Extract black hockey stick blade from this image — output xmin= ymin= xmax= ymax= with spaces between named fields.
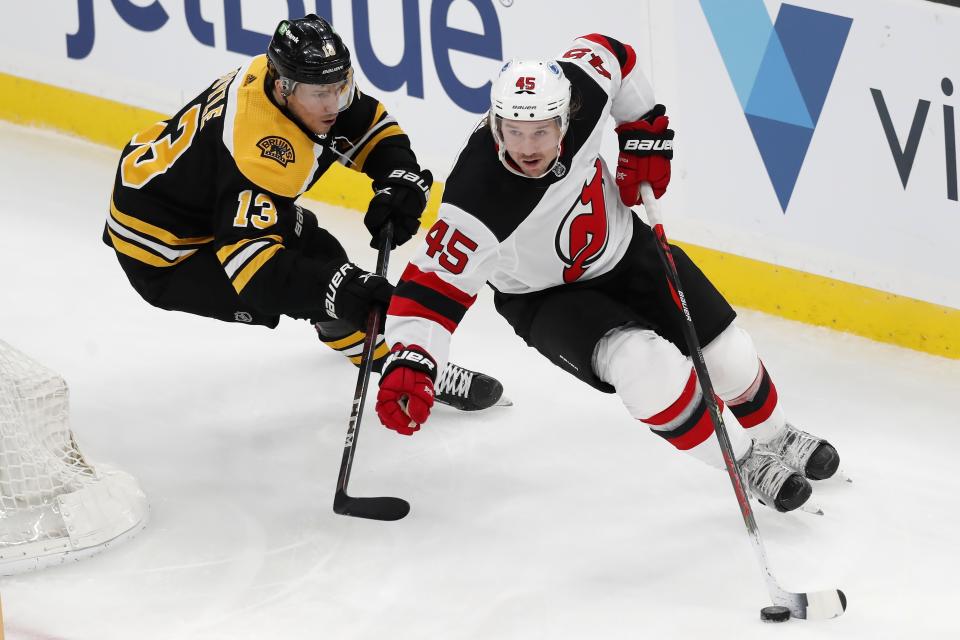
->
xmin=333 ymin=490 xmax=410 ymax=521
xmin=775 ymin=587 xmax=847 ymax=620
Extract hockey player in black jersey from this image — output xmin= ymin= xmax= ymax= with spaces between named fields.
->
xmin=103 ymin=14 xmax=503 ymax=412
xmin=375 ymin=34 xmax=841 ymax=512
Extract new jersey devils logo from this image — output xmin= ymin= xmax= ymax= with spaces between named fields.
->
xmin=556 ymin=159 xmax=608 ymax=283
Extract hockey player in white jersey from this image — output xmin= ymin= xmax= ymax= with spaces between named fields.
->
xmin=374 ymin=34 xmax=840 ymax=513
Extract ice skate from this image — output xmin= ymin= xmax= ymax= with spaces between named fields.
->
xmin=315 ymin=324 xmax=509 ymax=412
xmin=740 ymin=446 xmax=813 ymax=513
xmin=765 ymin=423 xmax=840 ymax=481
xmin=434 ymin=361 xmax=511 ymax=411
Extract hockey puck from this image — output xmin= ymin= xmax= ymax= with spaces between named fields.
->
xmin=760 ymin=605 xmax=791 ymax=623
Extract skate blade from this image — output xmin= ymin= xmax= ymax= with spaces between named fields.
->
xmin=495 ymin=395 xmax=513 ymax=407
xmin=816 ymin=468 xmax=852 ymax=484
xmin=800 ymin=500 xmax=824 ymax=516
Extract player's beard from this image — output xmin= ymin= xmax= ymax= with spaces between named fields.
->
xmin=510 ymin=150 xmax=557 ymax=177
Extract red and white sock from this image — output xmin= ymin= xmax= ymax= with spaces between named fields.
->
xmin=702 ymin=324 xmax=786 ymax=443
xmin=726 ymin=362 xmax=784 ymax=444
xmin=594 ymin=325 xmax=751 ymax=469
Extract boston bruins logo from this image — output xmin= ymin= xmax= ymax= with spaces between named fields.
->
xmin=257 ymin=136 xmax=295 ymax=167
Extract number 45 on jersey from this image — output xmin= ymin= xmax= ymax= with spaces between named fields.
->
xmin=425 ymin=220 xmax=477 ymax=275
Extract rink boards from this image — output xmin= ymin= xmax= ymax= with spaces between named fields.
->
xmin=0 ymin=0 xmax=957 ymax=358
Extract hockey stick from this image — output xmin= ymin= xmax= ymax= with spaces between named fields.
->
xmin=638 ymin=183 xmax=846 ymax=620
xmin=333 ymin=221 xmax=411 ymax=521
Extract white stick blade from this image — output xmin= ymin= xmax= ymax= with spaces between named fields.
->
xmin=775 ymin=588 xmax=847 ymax=620
xmin=803 ymin=589 xmax=847 ymax=620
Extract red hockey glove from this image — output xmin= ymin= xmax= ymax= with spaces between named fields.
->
xmin=376 ymin=344 xmax=437 ymax=435
xmin=615 ymin=104 xmax=674 ymax=206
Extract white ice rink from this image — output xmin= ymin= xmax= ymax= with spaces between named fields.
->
xmin=1 ymin=120 xmax=958 ymax=639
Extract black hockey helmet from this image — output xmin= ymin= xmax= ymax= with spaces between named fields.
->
xmin=267 ymin=14 xmax=352 ymax=86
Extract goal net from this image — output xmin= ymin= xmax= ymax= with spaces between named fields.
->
xmin=0 ymin=339 xmax=148 ymax=575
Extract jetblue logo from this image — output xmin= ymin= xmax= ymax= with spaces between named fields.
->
xmin=700 ymin=1 xmax=852 ymax=211
xmin=67 ymin=0 xmax=505 ymax=114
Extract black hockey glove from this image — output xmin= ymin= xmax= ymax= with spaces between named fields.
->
xmin=364 ymin=168 xmax=433 ymax=249
xmin=320 ymin=261 xmax=394 ymax=330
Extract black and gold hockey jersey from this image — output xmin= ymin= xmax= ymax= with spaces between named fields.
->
xmin=105 ymin=54 xmax=420 ymax=319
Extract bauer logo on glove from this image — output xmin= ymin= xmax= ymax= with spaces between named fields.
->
xmin=320 ymin=261 xmax=392 ymax=328
xmin=382 ymin=347 xmax=438 ymax=374
xmin=623 ymin=138 xmax=673 ymax=153
xmin=364 ymin=168 xmax=434 ymax=249
xmin=615 ymin=103 xmax=674 ymax=206
xmin=324 ymin=262 xmax=355 ymax=319
xmin=386 ymin=169 xmax=432 ymax=199
xmin=376 ymin=344 xmax=437 ymax=436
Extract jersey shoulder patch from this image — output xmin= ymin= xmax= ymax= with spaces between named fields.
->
xmin=224 ymin=56 xmax=319 ymax=198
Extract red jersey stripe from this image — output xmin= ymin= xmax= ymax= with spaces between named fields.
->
xmin=399 ymin=263 xmax=478 ymax=308
xmin=388 ymin=296 xmax=458 ymax=333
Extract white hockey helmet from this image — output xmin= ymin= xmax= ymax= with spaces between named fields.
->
xmin=490 ymin=59 xmax=572 ymax=178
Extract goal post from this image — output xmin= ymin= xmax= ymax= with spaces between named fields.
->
xmin=0 ymin=339 xmax=148 ymax=575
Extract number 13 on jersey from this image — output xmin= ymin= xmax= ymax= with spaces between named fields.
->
xmin=424 ymin=220 xmax=477 ymax=275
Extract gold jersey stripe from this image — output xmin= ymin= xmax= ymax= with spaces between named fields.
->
xmin=107 ymin=229 xmax=196 ymax=267
xmin=230 ymin=243 xmax=283 ymax=293
xmin=368 ymin=102 xmax=386 ymax=136
xmin=110 ymin=198 xmax=214 ymax=247
xmin=216 ymin=234 xmax=284 ymax=264
xmin=348 ymin=341 xmax=390 ymax=364
xmin=352 ymin=124 xmax=404 ymax=172
xmin=324 ymin=331 xmax=365 ymax=350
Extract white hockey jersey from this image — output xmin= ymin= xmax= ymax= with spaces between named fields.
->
xmin=386 ymin=34 xmax=657 ymax=369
